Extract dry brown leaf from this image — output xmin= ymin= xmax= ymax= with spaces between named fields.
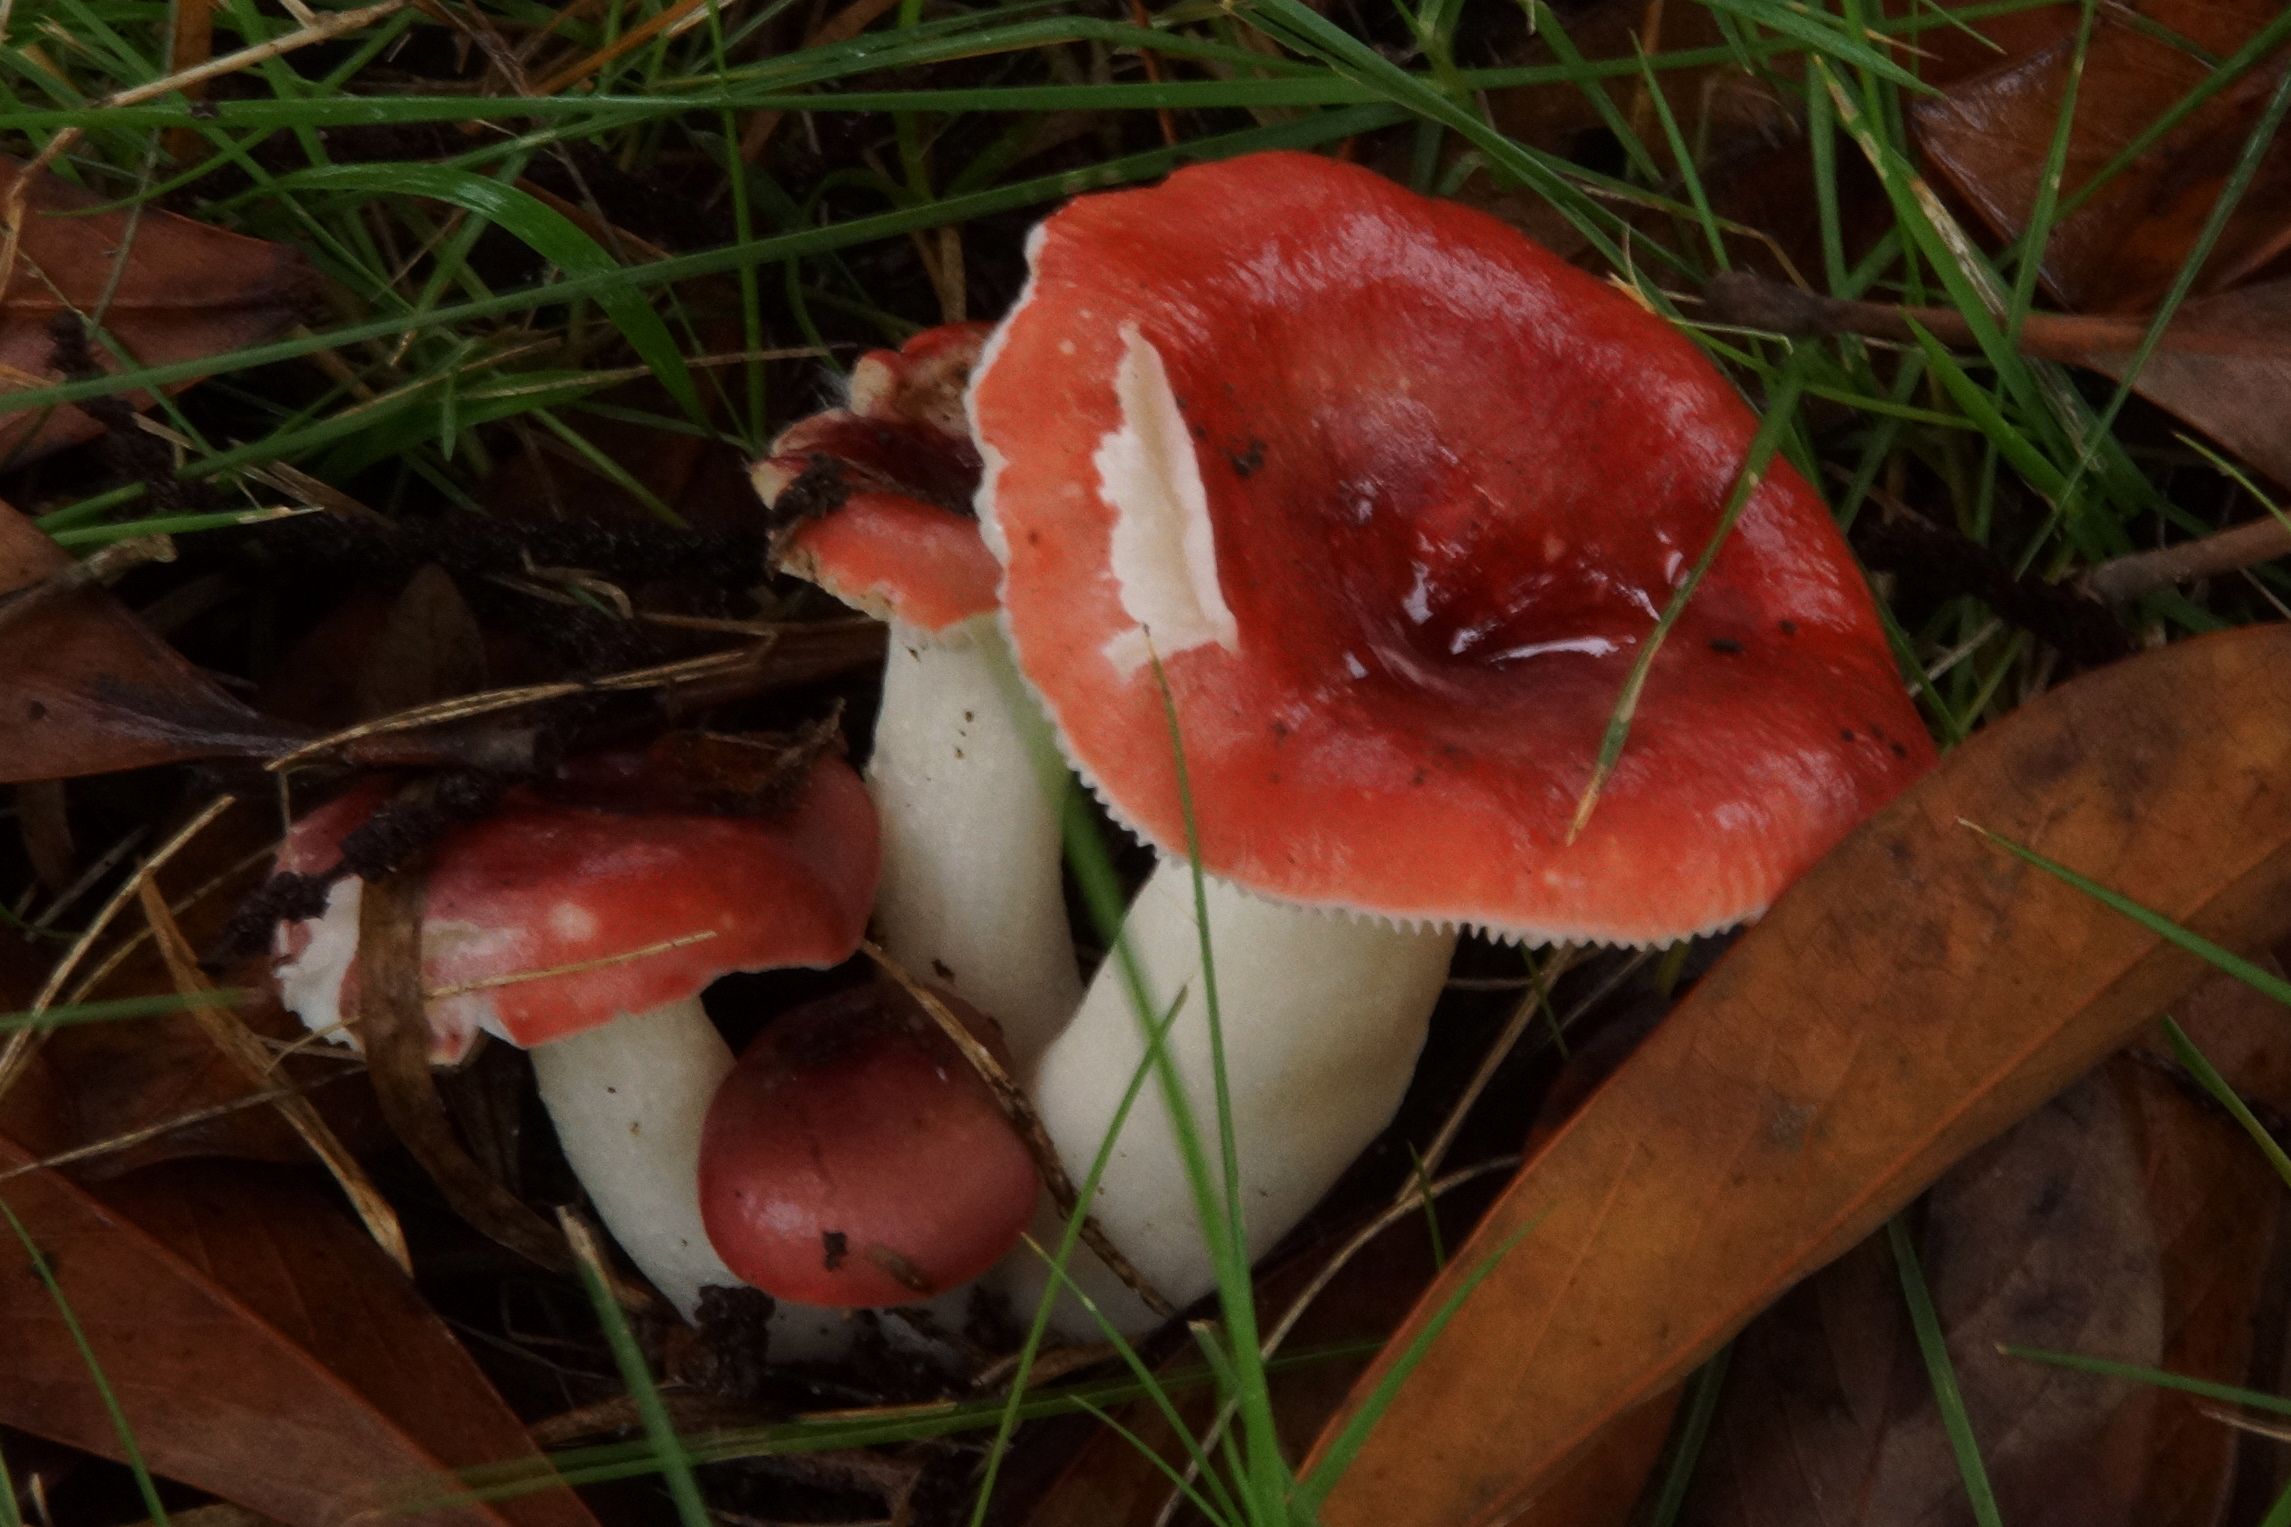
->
xmin=354 ymin=858 xmax=578 ymax=1279
xmin=1913 ymin=2 xmax=2291 ymax=311
xmin=0 ymin=155 xmax=311 ymax=463
xmin=1681 ymin=1059 xmax=2273 ymax=1526
xmin=356 ymin=564 xmax=488 ymax=720
xmin=135 ymin=874 xmax=409 ymax=1273
xmin=1304 ymin=623 xmax=2291 ymax=1527
xmin=2081 ymin=280 xmax=2291 ymax=488
xmin=0 ymin=1145 xmax=600 ymax=1527
xmin=0 ymin=495 xmax=305 ymax=781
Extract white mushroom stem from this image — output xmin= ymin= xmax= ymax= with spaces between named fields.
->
xmin=1006 ymin=860 xmax=1455 ymax=1334
xmin=867 ymin=614 xmax=1081 ymax=1063
xmin=528 ymin=1000 xmax=736 ymax=1321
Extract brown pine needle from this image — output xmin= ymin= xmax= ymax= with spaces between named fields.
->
xmin=861 ymin=939 xmax=1178 ymax=1321
xmin=424 ymin=929 xmax=719 ymax=1000
xmin=0 ymin=795 xmax=236 ymax=1104
xmin=137 ymin=876 xmax=412 ymax=1276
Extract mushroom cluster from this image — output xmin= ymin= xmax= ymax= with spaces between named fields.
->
xmin=272 ymin=151 xmax=1933 ymax=1349
xmin=763 ymin=151 xmax=1933 ymax=1335
xmin=270 ymin=742 xmax=1039 ymax=1340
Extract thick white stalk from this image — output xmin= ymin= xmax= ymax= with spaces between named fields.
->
xmin=1008 ymin=863 xmax=1455 ymax=1333
xmin=529 ymin=1000 xmax=736 ymax=1321
xmin=867 ymin=616 xmax=1080 ymax=1063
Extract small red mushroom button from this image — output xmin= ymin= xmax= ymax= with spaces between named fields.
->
xmin=699 ymin=981 xmax=1037 ymax=1307
xmin=749 ymin=324 xmax=1082 ymax=1064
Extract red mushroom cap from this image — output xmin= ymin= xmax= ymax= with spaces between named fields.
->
xmin=271 ymin=752 xmax=881 ymax=1060
xmin=974 ymin=152 xmax=1934 ymax=945
xmin=757 ymin=324 xmax=999 ymax=634
xmin=697 ymin=981 xmax=1037 ymax=1307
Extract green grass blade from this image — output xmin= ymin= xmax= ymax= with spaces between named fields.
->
xmin=1292 ymin=1217 xmax=1539 ymax=1512
xmin=1999 ymin=1347 xmax=2291 ymax=1418
xmin=0 ymin=1197 xmax=170 ymax=1526
xmin=0 ymin=105 xmax=1407 ymax=425
xmin=1888 ymin=1217 xmax=2003 ymax=1527
xmin=1570 ymin=355 xmax=1808 ymax=836
xmin=2160 ymin=1017 xmax=2291 ymax=1191
xmin=562 ymin=1216 xmax=709 ymax=1525
xmin=1144 ymin=653 xmax=1286 ymax=1504
xmin=1639 ymin=1346 xmax=1734 ymax=1527
xmin=1701 ymin=0 xmax=1934 ymax=94
xmin=268 ymin=163 xmax=706 ymax=424
xmin=0 ymin=991 xmax=255 ymax=1033
xmin=1960 ymin=821 xmax=2291 ymax=1006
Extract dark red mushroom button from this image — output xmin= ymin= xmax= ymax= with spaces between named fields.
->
xmin=699 ymin=981 xmax=1038 ymax=1307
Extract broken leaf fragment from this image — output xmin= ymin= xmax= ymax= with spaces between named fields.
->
xmin=1 ymin=155 xmax=312 ymax=463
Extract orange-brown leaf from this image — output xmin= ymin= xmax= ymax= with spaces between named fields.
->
xmin=1 ymin=156 xmax=310 ymax=463
xmin=0 ymin=1145 xmax=600 ymax=1527
xmin=1305 ymin=623 xmax=2291 ymax=1527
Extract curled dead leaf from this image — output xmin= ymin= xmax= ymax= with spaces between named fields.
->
xmin=0 ymin=495 xmax=306 ymax=782
xmin=1913 ymin=2 xmax=2291 ymax=311
xmin=1682 ymin=1058 xmax=2273 ymax=1526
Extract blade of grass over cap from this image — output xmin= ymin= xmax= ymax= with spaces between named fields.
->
xmin=1570 ymin=356 xmax=1808 ymax=839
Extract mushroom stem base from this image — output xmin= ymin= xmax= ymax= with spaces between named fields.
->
xmin=530 ymin=1000 xmax=738 ymax=1320
xmin=1011 ymin=863 xmax=1455 ymax=1333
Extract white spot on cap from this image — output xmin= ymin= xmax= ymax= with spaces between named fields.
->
xmin=551 ymin=902 xmax=601 ymax=942
xmin=1096 ymin=324 xmax=1239 ymax=673
xmin=1402 ymin=563 xmax=1434 ymax=625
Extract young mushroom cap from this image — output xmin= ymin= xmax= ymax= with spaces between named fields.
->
xmin=975 ymin=151 xmax=1934 ymax=944
xmin=274 ymin=754 xmax=881 ymax=1054
xmin=698 ymin=980 xmax=1038 ymax=1307
xmin=756 ymin=323 xmax=1001 ymax=634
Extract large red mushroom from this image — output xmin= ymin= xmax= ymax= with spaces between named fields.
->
xmin=272 ymin=751 xmax=880 ymax=1318
xmin=970 ymin=152 xmax=1935 ymax=1326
